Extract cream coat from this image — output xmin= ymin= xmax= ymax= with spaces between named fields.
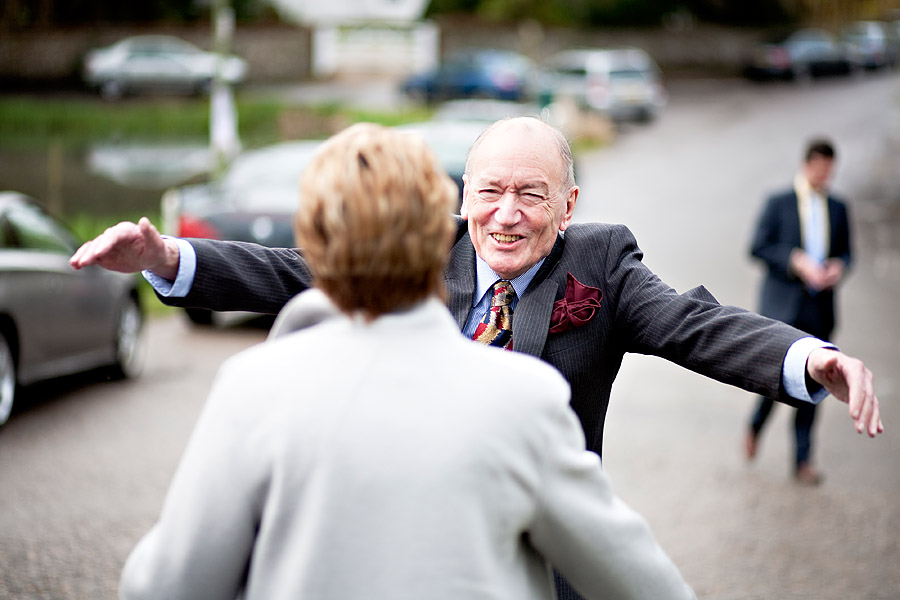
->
xmin=120 ymin=290 xmax=694 ymax=600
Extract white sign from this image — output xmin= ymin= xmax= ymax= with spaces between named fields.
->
xmin=313 ymin=21 xmax=438 ymax=77
xmin=269 ymin=0 xmax=429 ymax=25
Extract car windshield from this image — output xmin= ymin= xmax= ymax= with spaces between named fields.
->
xmin=128 ymin=37 xmax=201 ymax=56
xmin=215 ymin=142 xmax=322 ymax=211
xmin=3 ymin=202 xmax=77 ymax=253
xmin=609 ymin=69 xmax=651 ymax=81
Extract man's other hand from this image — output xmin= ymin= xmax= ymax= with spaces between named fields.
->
xmin=808 ymin=348 xmax=883 ymax=437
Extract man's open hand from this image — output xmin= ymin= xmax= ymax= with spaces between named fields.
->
xmin=69 ymin=217 xmax=180 ymax=281
xmin=808 ymin=348 xmax=883 ymax=437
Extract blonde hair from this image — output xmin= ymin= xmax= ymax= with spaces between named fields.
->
xmin=295 ymin=123 xmax=457 ymax=319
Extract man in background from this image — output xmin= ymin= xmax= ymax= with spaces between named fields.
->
xmin=745 ymin=138 xmax=852 ymax=485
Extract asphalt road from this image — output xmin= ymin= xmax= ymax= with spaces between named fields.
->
xmin=1 ymin=73 xmax=899 ymax=599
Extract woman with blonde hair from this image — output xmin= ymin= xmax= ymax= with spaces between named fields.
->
xmin=120 ymin=123 xmax=694 ymax=600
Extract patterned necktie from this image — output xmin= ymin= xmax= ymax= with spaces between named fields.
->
xmin=472 ymin=280 xmax=515 ymax=350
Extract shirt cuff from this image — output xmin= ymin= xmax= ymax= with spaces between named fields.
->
xmin=783 ymin=336 xmax=838 ymax=404
xmin=141 ymin=237 xmax=197 ymax=298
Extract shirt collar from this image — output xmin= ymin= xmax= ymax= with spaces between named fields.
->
xmin=795 ymin=172 xmax=826 ymax=204
xmin=473 ymin=254 xmax=545 ymax=307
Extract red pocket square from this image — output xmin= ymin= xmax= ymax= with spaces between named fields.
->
xmin=548 ymin=273 xmax=603 ymax=334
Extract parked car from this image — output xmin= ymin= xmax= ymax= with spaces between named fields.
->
xmin=0 ymin=192 xmax=144 ymax=426
xmin=83 ymin=35 xmax=248 ymax=100
xmin=161 ymin=140 xmax=321 ymax=325
xmin=394 ymin=119 xmax=490 ymax=205
xmin=742 ymin=28 xmax=855 ymax=81
xmin=162 ymin=140 xmax=321 ymax=254
xmin=536 ymin=48 xmax=667 ymax=122
xmin=840 ymin=21 xmax=897 ymax=70
xmin=401 ymin=48 xmax=537 ymax=103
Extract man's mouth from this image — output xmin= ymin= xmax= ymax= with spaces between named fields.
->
xmin=491 ymin=233 xmax=522 ymax=243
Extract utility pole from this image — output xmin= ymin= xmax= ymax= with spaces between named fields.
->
xmin=210 ymin=0 xmax=239 ymax=177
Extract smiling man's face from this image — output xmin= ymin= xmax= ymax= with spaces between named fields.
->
xmin=461 ymin=120 xmax=578 ymax=280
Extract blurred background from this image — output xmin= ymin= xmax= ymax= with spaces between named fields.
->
xmin=1 ymin=1 xmax=899 ymax=599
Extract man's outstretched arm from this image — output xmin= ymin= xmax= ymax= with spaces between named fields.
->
xmin=70 ymin=217 xmax=311 ymax=314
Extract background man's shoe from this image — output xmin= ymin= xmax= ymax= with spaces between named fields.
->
xmin=795 ymin=463 xmax=824 ymax=486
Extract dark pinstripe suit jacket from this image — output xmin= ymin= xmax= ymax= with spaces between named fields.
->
xmin=750 ymin=189 xmax=851 ymax=339
xmin=167 ymin=218 xmax=805 ymax=458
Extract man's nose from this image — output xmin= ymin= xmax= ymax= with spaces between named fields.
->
xmin=493 ymin=192 xmax=521 ymax=225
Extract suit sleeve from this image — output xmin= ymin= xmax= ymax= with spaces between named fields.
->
xmin=158 ymin=218 xmax=468 ymax=315
xmin=158 ymin=239 xmax=313 ymax=314
xmin=601 ymin=224 xmax=805 ymax=401
xmin=528 ymin=393 xmax=696 ymax=600
xmin=830 ymin=199 xmax=852 ymax=268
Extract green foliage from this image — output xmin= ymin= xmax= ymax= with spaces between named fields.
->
xmin=0 ymin=96 xmax=431 ymax=150
xmin=6 ymin=0 xmax=799 ymax=29
xmin=0 ymin=97 xmax=213 ymax=147
xmin=426 ymin=0 xmax=795 ymax=26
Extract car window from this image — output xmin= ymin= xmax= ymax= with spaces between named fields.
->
xmin=0 ymin=218 xmax=20 ymax=248
xmin=552 ymin=65 xmax=589 ymax=77
xmin=609 ymin=69 xmax=650 ymax=81
xmin=132 ymin=37 xmax=198 ymax=56
xmin=5 ymin=203 xmax=77 ymax=254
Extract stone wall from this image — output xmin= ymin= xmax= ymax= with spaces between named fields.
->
xmin=0 ymin=19 xmax=765 ymax=86
xmin=0 ymin=24 xmax=313 ymax=85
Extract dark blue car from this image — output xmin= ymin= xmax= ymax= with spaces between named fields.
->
xmin=402 ymin=48 xmax=536 ymax=103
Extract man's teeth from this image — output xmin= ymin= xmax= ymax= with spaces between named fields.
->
xmin=492 ymin=234 xmax=520 ymax=243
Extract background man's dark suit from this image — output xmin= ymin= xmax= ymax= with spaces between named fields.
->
xmin=747 ymin=187 xmax=851 ymax=472
xmin=751 ymin=189 xmax=851 ymax=337
xmin=164 ymin=218 xmax=808 ymax=457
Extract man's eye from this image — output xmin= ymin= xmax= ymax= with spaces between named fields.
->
xmin=479 ymin=189 xmax=501 ymax=199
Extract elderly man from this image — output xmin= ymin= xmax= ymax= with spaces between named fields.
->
xmin=73 ymin=116 xmax=880 ymax=600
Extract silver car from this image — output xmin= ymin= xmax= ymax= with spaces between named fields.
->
xmin=0 ymin=192 xmax=144 ymax=426
xmin=539 ymin=47 xmax=667 ymax=122
xmin=83 ymin=35 xmax=248 ymax=100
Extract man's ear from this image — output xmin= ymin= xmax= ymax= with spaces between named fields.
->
xmin=557 ymin=185 xmax=579 ymax=232
xmin=460 ymin=174 xmax=470 ymax=220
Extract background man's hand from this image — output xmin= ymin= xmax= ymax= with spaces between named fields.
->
xmin=821 ymin=258 xmax=845 ymax=290
xmin=69 ymin=217 xmax=180 ymax=281
xmin=808 ymin=348 xmax=883 ymax=437
xmin=790 ymin=249 xmax=828 ymax=290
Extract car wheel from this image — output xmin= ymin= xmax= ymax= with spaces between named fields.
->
xmin=184 ymin=307 xmax=215 ymax=326
xmin=0 ymin=332 xmax=16 ymax=427
xmin=792 ymin=63 xmax=812 ymax=84
xmin=109 ymin=296 xmax=144 ymax=380
xmin=100 ymin=80 xmax=125 ymax=101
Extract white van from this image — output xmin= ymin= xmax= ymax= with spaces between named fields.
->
xmin=540 ymin=47 xmax=667 ymax=122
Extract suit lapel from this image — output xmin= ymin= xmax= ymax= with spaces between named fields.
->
xmin=514 ymin=278 xmax=558 ymax=358
xmin=787 ymin=192 xmax=803 ymax=247
xmin=446 ymin=233 xmax=476 ymax=330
